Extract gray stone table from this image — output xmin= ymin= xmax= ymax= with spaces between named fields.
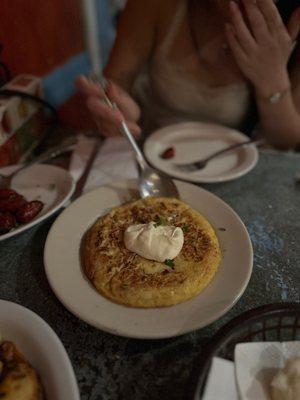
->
xmin=0 ymin=152 xmax=299 ymax=400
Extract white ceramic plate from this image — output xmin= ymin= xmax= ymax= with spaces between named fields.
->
xmin=0 ymin=299 xmax=80 ymax=399
xmin=0 ymin=164 xmax=75 ymax=241
xmin=144 ymin=122 xmax=259 ymax=183
xmin=44 ymin=180 xmax=253 ymax=339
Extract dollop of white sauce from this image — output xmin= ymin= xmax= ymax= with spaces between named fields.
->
xmin=124 ymin=222 xmax=184 ymax=262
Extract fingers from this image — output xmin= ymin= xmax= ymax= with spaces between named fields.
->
xmin=96 ymin=120 xmax=141 ymax=138
xmin=76 ymin=75 xmax=141 ymax=137
xmin=76 ymin=75 xmax=103 ymax=97
xmin=241 ymin=0 xmax=269 ymax=41
xmin=106 ymin=81 xmax=124 ymax=106
xmin=87 ymin=97 xmax=124 ymax=125
xmin=87 ymin=97 xmax=141 ymax=138
xmin=106 ymin=81 xmax=141 ymax=121
xmin=106 ymin=81 xmax=131 ymax=116
xmin=76 ymin=76 xmax=125 ymax=111
xmin=122 ymin=121 xmax=142 ymax=137
xmin=256 ymin=0 xmax=283 ymax=33
xmin=225 ymin=23 xmax=248 ymax=63
xmin=287 ymin=7 xmax=300 ymax=41
xmin=229 ymin=1 xmax=256 ymax=51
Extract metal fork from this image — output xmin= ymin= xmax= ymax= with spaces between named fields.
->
xmin=174 ymin=138 xmax=264 ymax=172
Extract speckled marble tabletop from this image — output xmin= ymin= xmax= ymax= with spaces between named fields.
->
xmin=0 ymin=151 xmax=299 ymax=400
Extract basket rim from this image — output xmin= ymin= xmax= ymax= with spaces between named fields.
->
xmin=189 ymin=302 xmax=300 ymax=399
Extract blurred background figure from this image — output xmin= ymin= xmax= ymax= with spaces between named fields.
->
xmin=77 ymin=0 xmax=300 ymax=149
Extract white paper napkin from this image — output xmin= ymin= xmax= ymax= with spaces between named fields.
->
xmin=69 ymin=135 xmax=138 ymax=193
xmin=68 ymin=134 xmax=97 ymax=183
xmin=235 ymin=341 xmax=300 ymax=400
xmin=201 ymin=357 xmax=239 ymax=400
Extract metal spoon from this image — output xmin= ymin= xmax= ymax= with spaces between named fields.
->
xmin=90 ymin=74 xmax=179 ymax=199
xmin=122 ymin=122 xmax=179 ymax=199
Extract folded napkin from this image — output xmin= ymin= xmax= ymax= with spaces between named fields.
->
xmin=235 ymin=341 xmax=300 ymax=400
xmin=202 ymin=357 xmax=239 ymax=400
xmin=69 ymin=135 xmax=138 ymax=193
xmin=201 ymin=341 xmax=300 ymax=400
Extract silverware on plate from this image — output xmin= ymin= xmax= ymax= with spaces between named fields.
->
xmin=89 ymin=73 xmax=179 ymax=199
xmin=0 ymin=139 xmax=76 ymax=189
xmin=71 ymin=138 xmax=102 ymax=200
xmin=174 ymin=138 xmax=264 ymax=173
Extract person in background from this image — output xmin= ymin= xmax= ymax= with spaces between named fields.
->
xmin=77 ymin=0 xmax=300 ymax=149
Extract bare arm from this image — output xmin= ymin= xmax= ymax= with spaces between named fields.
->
xmin=255 ymin=48 xmax=300 ymax=149
xmin=76 ymin=0 xmax=160 ymax=137
xmin=104 ymin=0 xmax=159 ymax=91
xmin=226 ymin=0 xmax=300 ymax=149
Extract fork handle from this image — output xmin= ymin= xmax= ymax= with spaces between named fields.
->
xmin=204 ymin=138 xmax=264 ymax=162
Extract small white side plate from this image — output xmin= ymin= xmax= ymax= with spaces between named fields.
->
xmin=0 ymin=299 xmax=80 ymax=399
xmin=144 ymin=122 xmax=259 ymax=183
xmin=44 ymin=179 xmax=253 ymax=339
xmin=0 ymin=164 xmax=75 ymax=241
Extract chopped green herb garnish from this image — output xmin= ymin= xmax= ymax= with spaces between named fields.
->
xmin=218 ymin=227 xmax=226 ymax=232
xmin=182 ymin=224 xmax=189 ymax=233
xmin=154 ymin=217 xmax=167 ymax=227
xmin=48 ymin=183 xmax=56 ymax=191
xmin=164 ymin=259 xmax=175 ymax=268
xmin=122 ymin=283 xmax=129 ymax=289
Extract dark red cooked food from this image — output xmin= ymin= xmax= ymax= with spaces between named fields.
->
xmin=16 ymin=201 xmax=44 ymax=224
xmin=0 ymin=193 xmax=26 ymax=213
xmin=160 ymin=147 xmax=175 ymax=159
xmin=0 ymin=188 xmax=18 ymax=199
xmin=0 ymin=211 xmax=16 ymax=234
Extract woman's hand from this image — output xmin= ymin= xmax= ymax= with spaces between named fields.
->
xmin=76 ymin=76 xmax=141 ymax=137
xmin=225 ymin=0 xmax=300 ymax=98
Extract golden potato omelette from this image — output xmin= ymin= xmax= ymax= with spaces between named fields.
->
xmin=83 ymin=197 xmax=221 ymax=307
xmin=0 ymin=341 xmax=44 ymax=400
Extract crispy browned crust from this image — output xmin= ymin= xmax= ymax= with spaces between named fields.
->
xmin=82 ymin=197 xmax=221 ymax=307
xmin=0 ymin=341 xmax=44 ymax=400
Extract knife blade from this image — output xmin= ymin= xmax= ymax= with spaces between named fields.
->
xmin=72 ymin=139 xmax=102 ymax=200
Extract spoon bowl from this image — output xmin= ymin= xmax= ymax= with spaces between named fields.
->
xmin=90 ymin=73 xmax=179 ymax=200
xmin=139 ymin=167 xmax=179 ymax=199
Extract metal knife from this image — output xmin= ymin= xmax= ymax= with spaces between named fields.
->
xmin=71 ymin=139 xmax=102 ymax=200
